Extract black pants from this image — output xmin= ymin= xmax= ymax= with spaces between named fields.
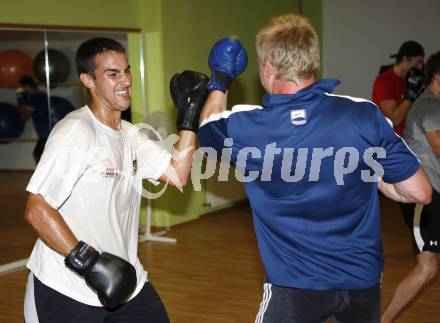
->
xmin=255 ymin=282 xmax=380 ymax=323
xmin=32 ymin=275 xmax=170 ymax=323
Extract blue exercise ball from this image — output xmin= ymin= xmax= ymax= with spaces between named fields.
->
xmin=50 ymin=96 xmax=74 ymax=125
xmin=0 ymin=103 xmax=25 ymax=139
xmin=34 ymin=49 xmax=71 ymax=84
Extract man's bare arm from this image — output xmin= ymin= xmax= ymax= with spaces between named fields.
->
xmin=379 ymin=99 xmax=412 ymax=127
xmin=159 ymin=130 xmax=196 ymax=187
xmin=24 ymin=193 xmax=78 ymax=256
xmin=378 ymin=168 xmax=432 ymax=204
xmin=200 ymin=91 xmax=228 ymax=124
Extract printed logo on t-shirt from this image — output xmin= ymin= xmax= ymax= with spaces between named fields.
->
xmin=101 ymin=167 xmax=120 ymax=179
xmin=291 ymin=109 xmax=307 ymax=125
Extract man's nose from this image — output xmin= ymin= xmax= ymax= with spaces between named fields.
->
xmin=119 ymin=72 xmax=131 ymax=84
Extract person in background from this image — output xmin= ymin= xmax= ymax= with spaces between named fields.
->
xmin=372 ymin=40 xmax=425 ymax=136
xmin=17 ymin=75 xmax=49 ymax=163
xmin=381 ymin=51 xmax=440 ymax=323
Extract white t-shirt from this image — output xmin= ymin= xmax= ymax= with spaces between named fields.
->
xmin=26 ymin=106 xmax=171 ymax=306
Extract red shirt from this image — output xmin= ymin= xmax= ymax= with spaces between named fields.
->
xmin=372 ymin=67 xmax=406 ymax=135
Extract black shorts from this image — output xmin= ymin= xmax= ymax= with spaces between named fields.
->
xmin=25 ymin=273 xmax=170 ymax=323
xmin=400 ymin=189 xmax=440 ymax=254
xmin=255 ymin=282 xmax=380 ymax=323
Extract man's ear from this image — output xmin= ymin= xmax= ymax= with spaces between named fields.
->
xmin=79 ymin=73 xmax=94 ymax=89
xmin=262 ymin=60 xmax=275 ymax=79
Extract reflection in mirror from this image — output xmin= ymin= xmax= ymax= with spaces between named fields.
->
xmin=0 ymin=30 xmax=45 ymax=266
xmin=0 ymin=29 xmax=128 ymax=268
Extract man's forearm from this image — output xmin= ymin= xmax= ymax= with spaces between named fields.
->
xmin=378 ymin=180 xmax=412 ymax=203
xmin=170 ymin=130 xmax=196 ymax=186
xmin=200 ymin=90 xmax=228 ymax=124
xmin=392 ymin=100 xmax=412 ymax=127
xmin=378 ymin=168 xmax=432 ymax=204
xmin=168 ymin=90 xmax=227 ymax=187
xmin=24 ymin=193 xmax=78 ymax=256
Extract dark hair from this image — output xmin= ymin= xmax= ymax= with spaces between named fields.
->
xmin=391 ymin=40 xmax=425 ymax=64
xmin=425 ymin=51 xmax=440 ymax=86
xmin=19 ymin=75 xmax=38 ymax=88
xmin=75 ymin=37 xmax=126 ymax=77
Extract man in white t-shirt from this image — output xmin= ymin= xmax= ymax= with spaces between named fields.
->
xmin=23 ymin=37 xmax=209 ymax=323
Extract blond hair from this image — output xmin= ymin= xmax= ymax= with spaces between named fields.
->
xmin=256 ymin=14 xmax=320 ymax=83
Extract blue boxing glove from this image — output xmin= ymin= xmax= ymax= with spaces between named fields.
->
xmin=208 ymin=38 xmax=248 ymax=92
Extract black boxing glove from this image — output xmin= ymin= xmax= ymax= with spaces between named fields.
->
xmin=404 ymin=67 xmax=425 ymax=102
xmin=170 ymin=70 xmax=209 ymax=132
xmin=65 ymin=241 xmax=137 ymax=309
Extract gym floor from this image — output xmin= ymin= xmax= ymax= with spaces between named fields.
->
xmin=0 ymin=171 xmax=439 ymax=322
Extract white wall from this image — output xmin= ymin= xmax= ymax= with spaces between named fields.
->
xmin=322 ymin=0 xmax=440 ymax=100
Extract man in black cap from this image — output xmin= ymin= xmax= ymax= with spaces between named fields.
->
xmin=372 ymin=40 xmax=425 ymax=136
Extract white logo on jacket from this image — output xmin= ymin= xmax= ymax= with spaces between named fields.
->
xmin=291 ymin=109 xmax=307 ymax=125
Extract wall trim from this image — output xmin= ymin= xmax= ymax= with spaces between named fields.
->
xmin=0 ymin=23 xmax=140 ymax=33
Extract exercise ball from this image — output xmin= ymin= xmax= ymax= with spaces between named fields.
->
xmin=0 ymin=50 xmax=33 ymax=88
xmin=50 ymin=96 xmax=74 ymax=125
xmin=34 ymin=49 xmax=71 ymax=84
xmin=0 ymin=103 xmax=25 ymax=138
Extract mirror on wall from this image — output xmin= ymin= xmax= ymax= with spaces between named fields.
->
xmin=0 ymin=28 xmax=130 ymax=269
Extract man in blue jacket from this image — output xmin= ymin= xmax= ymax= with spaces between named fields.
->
xmin=199 ymin=14 xmax=432 ymax=323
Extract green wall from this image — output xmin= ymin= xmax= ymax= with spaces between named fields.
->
xmin=162 ymin=0 xmax=301 ymax=106
xmin=0 ymin=0 xmax=140 ymax=28
xmin=0 ymin=0 xmax=323 ymax=227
